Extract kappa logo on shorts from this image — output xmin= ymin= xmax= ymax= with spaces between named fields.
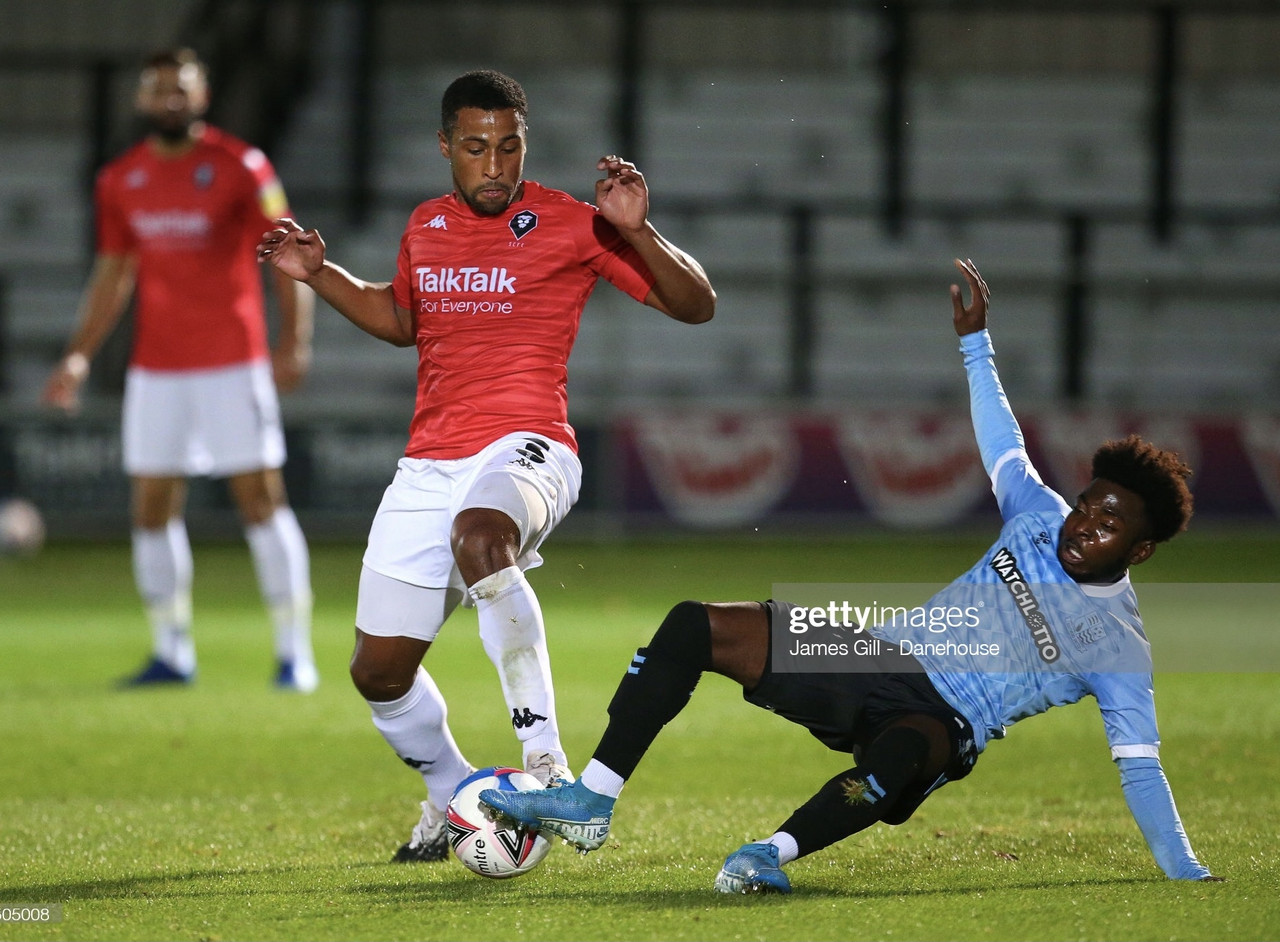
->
xmin=515 ymin=438 xmax=550 ymax=464
xmin=509 ymin=210 xmax=538 ymax=240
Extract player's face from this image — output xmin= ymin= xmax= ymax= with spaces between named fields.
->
xmin=1058 ymin=478 xmax=1155 ymax=583
xmin=136 ymin=63 xmax=208 ymax=143
xmin=439 ymin=107 xmax=527 ymax=216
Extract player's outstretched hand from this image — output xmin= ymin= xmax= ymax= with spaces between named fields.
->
xmin=951 ymin=257 xmax=990 ymax=337
xmin=257 ymin=217 xmax=326 ymax=284
xmin=595 ymin=155 xmax=648 ymax=235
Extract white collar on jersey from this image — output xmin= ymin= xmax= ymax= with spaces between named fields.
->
xmin=1078 ymin=572 xmax=1134 ymax=598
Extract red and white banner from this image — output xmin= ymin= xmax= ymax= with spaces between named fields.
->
xmin=835 ymin=412 xmax=987 ymax=528
xmin=1033 ymin=411 xmax=1201 ymax=501
xmin=628 ymin=412 xmax=800 ymax=527
xmin=1243 ymin=413 xmax=1280 ymax=517
xmin=615 ymin=408 xmax=1279 ymax=528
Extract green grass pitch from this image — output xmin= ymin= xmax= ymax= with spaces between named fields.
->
xmin=1 ymin=530 xmax=1278 ymax=941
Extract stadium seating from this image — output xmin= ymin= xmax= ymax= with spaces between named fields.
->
xmin=2 ymin=3 xmax=1279 ymax=414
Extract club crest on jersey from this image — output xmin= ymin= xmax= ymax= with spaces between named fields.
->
xmin=193 ymin=163 xmax=215 ymax=189
xmin=1069 ymin=612 xmax=1107 ymax=651
xmin=509 ymin=210 xmax=538 ymax=240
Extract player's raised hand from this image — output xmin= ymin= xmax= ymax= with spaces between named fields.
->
xmin=951 ymin=257 xmax=990 ymax=336
xmin=594 ymin=156 xmax=649 ymax=235
xmin=257 ymin=217 xmax=326 ymax=283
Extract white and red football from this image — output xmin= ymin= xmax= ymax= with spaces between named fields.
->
xmin=446 ymin=766 xmax=551 ymax=879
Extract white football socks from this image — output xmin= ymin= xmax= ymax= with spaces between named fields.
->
xmin=579 ymin=759 xmax=626 ymax=800
xmin=763 ymin=832 xmax=800 ymax=864
xmin=368 ymin=667 xmax=473 ymax=813
xmin=132 ymin=520 xmax=195 ymax=674
xmin=245 ymin=508 xmax=315 ymax=671
xmin=470 ymin=565 xmax=565 ymax=768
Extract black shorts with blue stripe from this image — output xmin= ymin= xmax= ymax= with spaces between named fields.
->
xmin=745 ymin=599 xmax=979 ymax=820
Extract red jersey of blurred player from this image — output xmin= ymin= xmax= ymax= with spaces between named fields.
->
xmin=393 ymin=181 xmax=654 ymax=459
xmin=96 ymin=125 xmax=290 ymax=370
xmin=43 ymin=49 xmax=317 ymax=693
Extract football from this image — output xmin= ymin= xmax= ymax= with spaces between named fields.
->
xmin=446 ymin=766 xmax=551 ymax=879
xmin=0 ymin=498 xmax=46 ymax=557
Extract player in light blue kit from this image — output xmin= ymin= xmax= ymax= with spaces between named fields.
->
xmin=480 ymin=258 xmax=1218 ymax=892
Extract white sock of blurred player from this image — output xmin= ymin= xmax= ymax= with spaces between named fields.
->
xmin=369 ymin=666 xmax=472 ymax=814
xmin=245 ymin=507 xmax=316 ymax=679
xmin=470 ymin=565 xmax=567 ymax=771
xmin=132 ymin=519 xmax=195 ymax=674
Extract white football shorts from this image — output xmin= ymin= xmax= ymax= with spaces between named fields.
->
xmin=122 ymin=360 xmax=286 ymax=477
xmin=356 ymin=431 xmax=582 ymax=642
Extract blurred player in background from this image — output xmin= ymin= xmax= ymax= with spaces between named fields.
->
xmin=480 ymin=258 xmax=1219 ymax=892
xmin=43 ymin=48 xmax=318 ymax=692
xmin=258 ymin=70 xmax=715 ymax=862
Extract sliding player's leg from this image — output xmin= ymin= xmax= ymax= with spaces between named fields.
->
xmin=478 ymin=600 xmax=767 ymax=849
xmin=715 ymin=715 xmax=948 ymax=894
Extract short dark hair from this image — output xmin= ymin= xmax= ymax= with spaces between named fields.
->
xmin=1091 ymin=434 xmax=1194 ymax=543
xmin=143 ymin=47 xmax=206 ymax=79
xmin=440 ymin=70 xmax=528 ymax=138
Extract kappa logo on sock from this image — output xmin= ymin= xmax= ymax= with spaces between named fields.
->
xmin=511 ymin=707 xmax=548 ymax=730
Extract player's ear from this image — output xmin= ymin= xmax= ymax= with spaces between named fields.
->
xmin=1126 ymin=539 xmax=1156 ymax=567
xmin=189 ymin=80 xmax=210 ymax=116
xmin=437 ymin=129 xmax=451 ymax=159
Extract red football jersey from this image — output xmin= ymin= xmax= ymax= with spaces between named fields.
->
xmin=95 ymin=125 xmax=291 ymax=370
xmin=391 ymin=181 xmax=657 ymax=459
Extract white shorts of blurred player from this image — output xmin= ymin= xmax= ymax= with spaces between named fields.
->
xmin=356 ymin=431 xmax=582 ymax=643
xmin=122 ymin=360 xmax=285 ymax=477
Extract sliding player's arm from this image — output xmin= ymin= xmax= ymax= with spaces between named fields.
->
xmin=1094 ymin=673 xmax=1216 ymax=880
xmin=951 ymin=257 xmax=1067 ymax=520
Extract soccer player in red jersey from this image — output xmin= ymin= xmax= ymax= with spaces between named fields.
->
xmin=43 ymin=49 xmax=319 ymax=692
xmin=258 ymin=70 xmax=715 ymax=861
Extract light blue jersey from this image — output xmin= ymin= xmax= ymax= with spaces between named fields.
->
xmin=869 ymin=328 xmax=1208 ymax=881
xmin=871 ymin=509 xmax=1157 ymax=759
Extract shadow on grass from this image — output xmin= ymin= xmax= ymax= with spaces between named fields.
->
xmin=3 ymin=860 xmax=1159 ymax=909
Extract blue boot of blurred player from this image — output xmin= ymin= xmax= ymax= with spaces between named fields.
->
xmin=118 ymin=656 xmax=194 ymax=687
xmin=275 ymin=658 xmax=319 ymax=693
xmin=714 ymin=842 xmax=793 ymax=894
